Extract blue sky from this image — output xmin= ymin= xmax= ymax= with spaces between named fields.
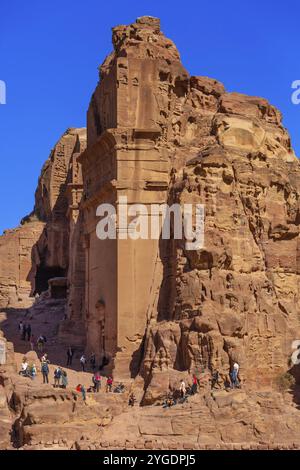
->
xmin=0 ymin=0 xmax=299 ymax=234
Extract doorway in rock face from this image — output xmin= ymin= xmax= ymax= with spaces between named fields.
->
xmin=35 ymin=264 xmax=66 ymax=294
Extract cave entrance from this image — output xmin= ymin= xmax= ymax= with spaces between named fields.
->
xmin=49 ymin=277 xmax=68 ymax=299
xmin=35 ymin=264 xmax=66 ymax=294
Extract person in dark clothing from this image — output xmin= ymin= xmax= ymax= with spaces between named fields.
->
xmin=19 ymin=321 xmax=24 ymax=338
xmin=81 ymin=385 xmax=86 ymax=402
xmin=30 ymin=334 xmax=35 ymax=351
xmin=90 ymin=353 xmax=96 ymax=371
xmin=92 ymin=372 xmax=101 ymax=392
xmin=54 ymin=367 xmax=62 ymax=388
xmin=22 ymin=324 xmax=27 ymax=341
xmin=99 ymin=352 xmax=109 ymax=371
xmin=41 ymin=361 xmax=49 ymax=384
xmin=222 ymin=373 xmax=231 ymax=389
xmin=128 ymin=393 xmax=136 ymax=406
xmin=67 ymin=346 xmax=73 ymax=366
xmin=26 ymin=324 xmax=32 ymax=342
xmin=61 ymin=370 xmax=68 ymax=388
xmin=37 ymin=335 xmax=46 ymax=352
xmin=106 ymin=376 xmax=113 ymax=393
xmin=191 ymin=375 xmax=198 ymax=394
xmin=211 ymin=370 xmax=220 ymax=389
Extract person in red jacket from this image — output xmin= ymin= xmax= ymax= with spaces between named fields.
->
xmin=93 ymin=372 xmax=101 ymax=392
xmin=106 ymin=376 xmax=113 ymax=393
xmin=191 ymin=374 xmax=198 ymax=394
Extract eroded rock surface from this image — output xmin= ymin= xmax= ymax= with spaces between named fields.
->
xmin=141 ymin=83 xmax=300 ymax=399
xmin=31 ymin=128 xmax=86 ymax=297
xmin=0 ymin=128 xmax=86 ymax=310
xmin=0 ymin=223 xmax=44 ymax=309
xmin=0 ymin=16 xmax=300 ymax=449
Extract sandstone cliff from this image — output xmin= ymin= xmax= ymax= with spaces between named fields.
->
xmin=141 ymin=83 xmax=300 ymax=401
xmin=0 ymin=16 xmax=300 ymax=450
xmin=82 ymin=16 xmax=300 ymax=397
xmin=0 ymin=222 xmax=45 ymax=308
xmin=0 ymin=128 xmax=86 ymax=310
xmin=31 ymin=127 xmax=86 ymax=296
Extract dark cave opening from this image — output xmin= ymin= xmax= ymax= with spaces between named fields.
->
xmin=35 ymin=264 xmax=66 ymax=295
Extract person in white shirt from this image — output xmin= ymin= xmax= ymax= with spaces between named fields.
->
xmin=41 ymin=353 xmax=49 ymax=363
xmin=19 ymin=358 xmax=28 ymax=376
xmin=231 ymin=362 xmax=240 ymax=388
xmin=180 ymin=380 xmax=186 ymax=398
xmin=80 ymin=355 xmax=87 ymax=372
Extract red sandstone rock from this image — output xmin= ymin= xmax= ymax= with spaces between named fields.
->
xmin=0 ymin=15 xmax=300 ymax=450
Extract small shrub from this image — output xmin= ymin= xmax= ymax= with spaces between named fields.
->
xmin=275 ymin=372 xmax=295 ymax=392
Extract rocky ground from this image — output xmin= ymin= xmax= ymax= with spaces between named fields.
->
xmin=1 ymin=297 xmax=300 ymax=450
xmin=0 ymin=296 xmax=95 ymax=388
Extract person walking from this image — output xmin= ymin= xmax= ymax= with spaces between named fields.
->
xmin=19 ymin=357 xmax=28 ymax=376
xmin=30 ymin=334 xmax=35 ymax=351
xmin=230 ymin=362 xmax=240 ymax=389
xmin=93 ymin=372 xmax=101 ymax=392
xmin=191 ymin=374 xmax=198 ymax=394
xmin=99 ymin=351 xmax=109 ymax=371
xmin=67 ymin=346 xmax=73 ymax=366
xmin=54 ymin=367 xmax=62 ymax=388
xmin=180 ymin=380 xmax=186 ymax=399
xmin=37 ymin=335 xmax=45 ymax=352
xmin=211 ymin=370 xmax=220 ymax=389
xmin=41 ymin=353 xmax=49 ymax=364
xmin=30 ymin=363 xmax=37 ymax=380
xmin=26 ymin=324 xmax=32 ymax=342
xmin=80 ymin=355 xmax=87 ymax=372
xmin=22 ymin=323 xmax=27 ymax=341
xmin=80 ymin=384 xmax=86 ymax=403
xmin=61 ymin=370 xmax=68 ymax=389
xmin=41 ymin=361 xmax=49 ymax=384
xmin=106 ymin=376 xmax=113 ymax=393
xmin=90 ymin=353 xmax=96 ymax=371
xmin=19 ymin=321 xmax=24 ymax=339
xmin=234 ymin=362 xmax=240 ymax=387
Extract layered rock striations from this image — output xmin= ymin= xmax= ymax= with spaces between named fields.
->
xmin=0 ymin=16 xmax=300 ymax=448
xmin=0 ymin=128 xmax=86 ymax=311
xmin=142 ymin=85 xmax=300 ymax=400
xmin=1 ymin=15 xmax=300 ymax=387
xmin=31 ymin=128 xmax=86 ymax=295
xmin=80 ymin=16 xmax=300 ymax=393
xmin=78 ymin=15 xmax=191 ymax=371
xmin=0 ymin=222 xmax=44 ymax=309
